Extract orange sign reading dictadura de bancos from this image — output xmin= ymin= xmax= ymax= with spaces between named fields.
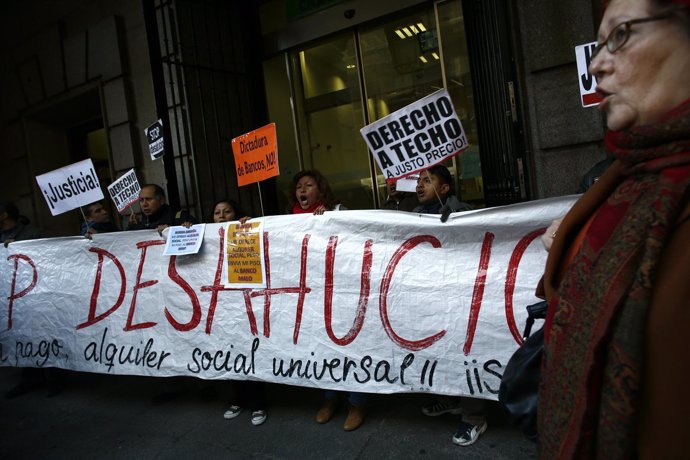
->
xmin=231 ymin=123 xmax=279 ymax=186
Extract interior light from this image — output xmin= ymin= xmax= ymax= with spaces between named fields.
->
xmin=419 ymin=55 xmax=428 ymax=63
xmin=417 ymin=22 xmax=427 ymax=32
xmin=410 ymin=25 xmax=419 ymax=34
xmin=432 ymin=52 xmax=439 ymax=60
xmin=394 ymin=29 xmax=406 ymax=39
xmin=402 ymin=27 xmax=413 ymax=37
xmin=346 ymin=64 xmax=356 ymax=69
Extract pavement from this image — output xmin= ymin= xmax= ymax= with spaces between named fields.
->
xmin=0 ymin=367 xmax=538 ymax=459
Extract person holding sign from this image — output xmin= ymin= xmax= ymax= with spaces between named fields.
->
xmin=413 ymin=165 xmax=472 ymax=216
xmin=381 ymin=179 xmax=418 ymax=212
xmin=289 ymin=170 xmax=346 ymax=215
xmin=210 ymin=199 xmax=269 ymax=426
xmin=127 ymin=184 xmax=196 ymax=233
xmin=80 ymin=201 xmax=118 ymax=237
xmin=537 ymin=0 xmax=690 ymax=458
xmin=285 ymin=170 xmax=366 ymax=430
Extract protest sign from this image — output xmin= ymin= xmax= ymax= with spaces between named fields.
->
xmin=231 ymin=123 xmax=279 ymax=187
xmin=0 ymin=195 xmax=577 ymax=399
xmin=361 ymin=89 xmax=469 ymax=181
xmin=35 ymin=159 xmax=104 ymax=216
xmin=107 ymin=169 xmax=141 ymax=213
xmin=575 ymin=41 xmax=602 ymax=107
xmin=145 ymin=119 xmax=165 ymax=160
xmin=225 ymin=221 xmax=266 ymax=288
xmin=163 ymin=224 xmax=206 ymax=256
xmin=396 ymin=175 xmax=419 ymax=193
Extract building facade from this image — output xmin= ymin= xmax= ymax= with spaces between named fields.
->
xmin=0 ymin=0 xmax=606 ymax=236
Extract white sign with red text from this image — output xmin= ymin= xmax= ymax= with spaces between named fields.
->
xmin=361 ymin=89 xmax=469 ymax=181
xmin=575 ymin=41 xmax=602 ymax=107
xmin=0 ymin=196 xmax=577 ymax=399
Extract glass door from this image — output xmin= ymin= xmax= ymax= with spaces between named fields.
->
xmin=263 ymin=0 xmax=485 ymax=211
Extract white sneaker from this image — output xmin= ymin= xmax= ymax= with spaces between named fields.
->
xmin=452 ymin=420 xmax=487 ymax=446
xmin=251 ymin=409 xmax=267 ymax=426
xmin=223 ymin=405 xmax=242 ymax=419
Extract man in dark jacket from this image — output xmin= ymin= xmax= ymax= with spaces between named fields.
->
xmin=127 ymin=184 xmax=195 ymax=232
xmin=412 ymin=165 xmax=472 ymax=214
xmin=80 ymin=201 xmax=118 ymax=236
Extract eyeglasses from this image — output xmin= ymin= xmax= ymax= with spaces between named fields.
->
xmin=591 ymin=9 xmax=680 ymax=60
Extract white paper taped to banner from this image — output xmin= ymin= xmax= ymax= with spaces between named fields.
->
xmin=0 ymin=196 xmax=577 ymax=400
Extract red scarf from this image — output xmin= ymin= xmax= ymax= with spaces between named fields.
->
xmin=539 ymin=99 xmax=690 ymax=459
xmin=291 ymin=201 xmax=324 ymax=214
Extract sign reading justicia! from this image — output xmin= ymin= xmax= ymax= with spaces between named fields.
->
xmin=35 ymin=159 xmax=105 ymax=216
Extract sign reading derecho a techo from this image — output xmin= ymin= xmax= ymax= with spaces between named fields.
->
xmin=107 ymin=169 xmax=141 ymax=213
xmin=35 ymin=159 xmax=105 ymax=216
xmin=360 ymin=89 xmax=469 ymax=181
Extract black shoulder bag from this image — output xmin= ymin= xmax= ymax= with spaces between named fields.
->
xmin=498 ymin=300 xmax=547 ymax=441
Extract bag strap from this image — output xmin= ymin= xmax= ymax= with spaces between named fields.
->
xmin=522 ymin=300 xmax=548 ymax=339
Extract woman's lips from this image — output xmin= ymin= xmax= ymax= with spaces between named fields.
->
xmin=596 ymin=88 xmax=612 ymax=109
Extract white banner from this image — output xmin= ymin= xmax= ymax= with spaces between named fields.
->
xmin=107 ymin=169 xmax=141 ymax=213
xmin=360 ymin=89 xmax=469 ymax=181
xmin=0 ymin=196 xmax=577 ymax=399
xmin=35 ymin=159 xmax=105 ymax=216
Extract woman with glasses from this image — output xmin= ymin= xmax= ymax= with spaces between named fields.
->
xmin=537 ymin=0 xmax=690 ymax=458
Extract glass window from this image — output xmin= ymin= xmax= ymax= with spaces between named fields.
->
xmin=290 ymin=35 xmax=374 ymax=210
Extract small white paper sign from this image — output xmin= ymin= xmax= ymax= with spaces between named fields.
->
xmin=575 ymin=41 xmax=602 ymax=107
xmin=163 ymin=224 xmax=206 ymax=256
xmin=107 ymin=169 xmax=141 ymax=213
xmin=35 ymin=159 xmax=104 ymax=216
xmin=396 ymin=176 xmax=419 ymax=193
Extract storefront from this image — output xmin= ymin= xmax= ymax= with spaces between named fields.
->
xmin=260 ymin=0 xmax=529 ymax=211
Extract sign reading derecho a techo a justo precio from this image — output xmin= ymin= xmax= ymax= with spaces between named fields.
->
xmin=360 ymin=89 xmax=469 ymax=181
xmin=107 ymin=169 xmax=141 ymax=213
xmin=35 ymin=159 xmax=105 ymax=216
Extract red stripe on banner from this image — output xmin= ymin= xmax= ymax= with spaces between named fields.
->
xmin=582 ymin=92 xmax=602 ymax=106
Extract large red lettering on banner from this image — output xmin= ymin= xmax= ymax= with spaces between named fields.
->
xmin=379 ymin=235 xmax=447 ymax=351
xmin=124 ymin=240 xmax=165 ymax=331
xmin=6 ymin=254 xmax=38 ymax=330
xmin=324 ymin=237 xmax=373 ymax=346
xmin=77 ymin=247 xmax=127 ymax=330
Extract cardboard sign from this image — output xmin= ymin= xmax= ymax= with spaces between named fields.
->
xmin=575 ymin=42 xmax=602 ymax=107
xmin=145 ymin=119 xmax=165 ymax=160
xmin=225 ymin=221 xmax=266 ymax=287
xmin=0 ymin=196 xmax=578 ymax=398
xmin=361 ymin=89 xmax=469 ymax=181
xmin=163 ymin=224 xmax=206 ymax=256
xmin=231 ymin=123 xmax=279 ymax=186
xmin=35 ymin=159 xmax=104 ymax=216
xmin=107 ymin=169 xmax=141 ymax=213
